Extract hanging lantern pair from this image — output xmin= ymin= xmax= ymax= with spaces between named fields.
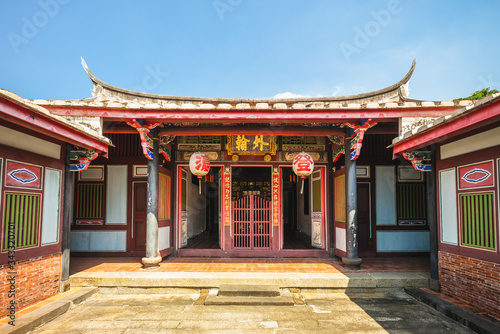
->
xmin=189 ymin=152 xmax=211 ymax=194
xmin=292 ymin=152 xmax=314 ymax=194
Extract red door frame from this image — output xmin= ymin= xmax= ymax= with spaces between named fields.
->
xmin=129 ymin=181 xmax=147 ymax=255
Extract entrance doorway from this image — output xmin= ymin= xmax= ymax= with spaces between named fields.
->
xmin=281 ymin=168 xmax=315 ymax=249
xmin=231 ymin=167 xmax=272 ymax=249
xmin=130 ymin=182 xmax=147 ymax=254
xmin=357 ymin=182 xmax=374 ymax=256
xmin=178 ymin=166 xmax=221 ymax=249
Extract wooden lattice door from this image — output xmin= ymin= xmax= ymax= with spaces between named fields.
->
xmin=232 ymin=195 xmax=271 ymax=249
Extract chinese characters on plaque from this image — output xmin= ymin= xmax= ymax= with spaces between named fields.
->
xmin=223 ymin=171 xmax=231 ymax=226
xmin=272 ymin=173 xmax=279 ymax=226
xmin=227 ymin=135 xmax=276 ymax=155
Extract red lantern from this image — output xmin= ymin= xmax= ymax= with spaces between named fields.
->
xmin=189 ymin=152 xmax=210 ymax=193
xmin=292 ymin=152 xmax=314 ymax=194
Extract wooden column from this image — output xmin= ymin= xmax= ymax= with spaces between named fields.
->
xmin=61 ymin=144 xmax=74 ymax=285
xmin=327 ymin=142 xmax=335 ymax=256
xmin=342 ymin=137 xmax=362 ymax=269
xmin=142 ymin=128 xmax=162 ymax=267
xmin=427 ymin=145 xmax=440 ymax=291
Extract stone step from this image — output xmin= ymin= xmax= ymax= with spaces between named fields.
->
xmin=69 ymin=271 xmax=430 ymax=291
xmin=217 ymin=284 xmax=280 ymax=297
xmin=205 ymin=295 xmax=294 ymax=306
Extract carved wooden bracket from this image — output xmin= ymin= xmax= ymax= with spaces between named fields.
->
xmin=159 ymin=135 xmax=175 ymax=161
xmin=69 ymin=150 xmax=98 ymax=172
xmin=126 ymin=120 xmax=162 ymax=160
xmin=344 ymin=119 xmax=377 ymax=160
xmin=403 ymin=151 xmax=432 ymax=172
xmin=332 ymin=119 xmax=377 ymax=162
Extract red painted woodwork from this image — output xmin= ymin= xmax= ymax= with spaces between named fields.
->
xmin=0 ymin=140 xmax=64 ymax=264
xmin=232 ymin=195 xmax=271 ymax=249
xmin=5 ymin=160 xmax=42 ymax=189
xmin=106 ymin=127 xmax=397 ymax=135
xmin=0 ymin=98 xmax=109 ymax=153
xmin=46 ymin=105 xmax=457 ymax=123
xmin=126 ymin=120 xmax=162 ymax=160
xmin=160 ymin=127 xmax=345 ymax=136
xmin=458 ymin=160 xmax=494 ymax=189
xmin=344 ymin=119 xmax=378 ymax=160
xmin=436 ymin=144 xmax=500 ymax=264
xmin=393 ymin=101 xmax=500 ymax=154
xmin=132 ymin=182 xmax=147 ymax=250
xmin=357 ymin=182 xmax=373 ymax=256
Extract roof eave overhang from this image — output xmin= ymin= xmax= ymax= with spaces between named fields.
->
xmin=0 ymin=97 xmax=109 ymax=153
xmin=44 ymin=105 xmax=457 ymax=123
xmin=392 ymin=98 xmax=500 ymax=155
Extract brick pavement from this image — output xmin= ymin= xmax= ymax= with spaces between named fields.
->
xmin=70 ymin=257 xmax=430 ymax=274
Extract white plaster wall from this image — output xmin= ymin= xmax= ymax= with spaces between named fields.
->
xmin=296 ymin=180 xmax=312 ymax=237
xmin=0 ymin=125 xmax=61 ymax=159
xmin=187 ymin=172 xmax=206 ymax=238
xmin=158 ymin=226 xmax=170 ymax=251
xmin=335 ymin=227 xmax=346 ymax=252
xmin=106 ymin=165 xmax=128 ymax=225
xmin=440 ymin=127 xmax=500 ymax=160
xmin=41 ymin=168 xmax=62 ymax=245
xmin=376 ymin=231 xmax=430 ymax=252
xmin=375 ymin=166 xmax=397 ymax=225
xmin=70 ymin=231 xmax=126 ymax=252
xmin=439 ymin=169 xmax=458 ymax=244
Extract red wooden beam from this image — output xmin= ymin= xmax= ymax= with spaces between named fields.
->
xmin=105 ymin=126 xmax=396 ymax=135
xmin=158 ymin=127 xmax=345 ymax=136
xmin=0 ymin=98 xmax=109 ymax=153
xmin=45 ymin=105 xmax=457 ymax=123
xmin=393 ymin=101 xmax=500 ymax=154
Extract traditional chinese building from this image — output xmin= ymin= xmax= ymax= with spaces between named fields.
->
xmin=1 ymin=59 xmax=473 ymax=270
xmin=392 ymin=92 xmax=500 ymax=319
xmin=0 ymin=88 xmax=110 ymax=319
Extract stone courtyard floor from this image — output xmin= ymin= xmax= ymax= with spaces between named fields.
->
xmin=29 ymin=291 xmax=472 ymax=334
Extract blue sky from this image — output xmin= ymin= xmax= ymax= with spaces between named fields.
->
xmin=0 ymin=0 xmax=499 ymax=101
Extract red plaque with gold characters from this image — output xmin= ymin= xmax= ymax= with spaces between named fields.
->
xmin=227 ymin=135 xmax=276 ymax=155
xmin=223 ymin=170 xmax=231 ymax=226
xmin=272 ymin=172 xmax=280 ymax=226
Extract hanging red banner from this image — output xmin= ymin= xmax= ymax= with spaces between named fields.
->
xmin=223 ymin=171 xmax=231 ymax=226
xmin=272 ymin=173 xmax=280 ymax=226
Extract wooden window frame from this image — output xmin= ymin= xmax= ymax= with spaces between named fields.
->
xmin=459 ymin=191 xmax=496 ymax=251
xmin=2 ymin=191 xmax=41 ymax=251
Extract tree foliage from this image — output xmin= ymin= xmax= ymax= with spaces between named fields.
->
xmin=455 ymin=87 xmax=499 ymax=100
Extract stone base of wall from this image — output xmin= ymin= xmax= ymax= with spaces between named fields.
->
xmin=439 ymin=251 xmax=500 ymax=319
xmin=0 ymin=253 xmax=61 ymax=319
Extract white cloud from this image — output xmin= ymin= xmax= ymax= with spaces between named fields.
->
xmin=272 ymin=92 xmax=309 ymax=99
xmin=273 ymin=87 xmax=344 ymax=99
xmin=331 ymin=86 xmax=342 ymax=96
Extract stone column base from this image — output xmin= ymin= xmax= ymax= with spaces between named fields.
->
xmin=60 ymin=280 xmax=71 ymax=293
xmin=429 ymin=278 xmax=441 ymax=292
xmin=342 ymin=257 xmax=362 ymax=270
xmin=142 ymin=256 xmax=162 ymax=268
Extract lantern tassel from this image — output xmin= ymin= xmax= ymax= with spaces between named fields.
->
xmin=199 ymin=179 xmax=202 ymax=194
xmin=300 ymin=178 xmax=305 ymax=195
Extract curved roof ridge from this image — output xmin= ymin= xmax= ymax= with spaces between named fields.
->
xmin=80 ymin=57 xmax=416 ymax=104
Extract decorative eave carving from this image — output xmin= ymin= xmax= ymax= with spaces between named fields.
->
xmin=332 ymin=119 xmax=377 ymax=162
xmin=403 ymin=151 xmax=432 ymax=172
xmin=126 ymin=119 xmax=162 ymax=160
xmin=69 ymin=150 xmax=98 ymax=171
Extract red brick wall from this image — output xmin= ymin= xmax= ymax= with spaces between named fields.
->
xmin=439 ymin=251 xmax=500 ymax=319
xmin=0 ymin=253 xmax=61 ymax=319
